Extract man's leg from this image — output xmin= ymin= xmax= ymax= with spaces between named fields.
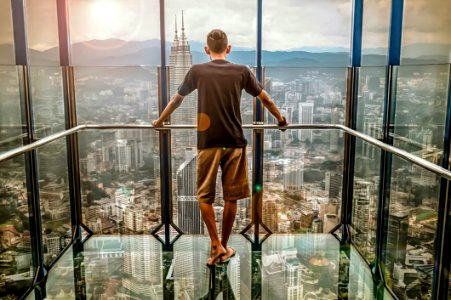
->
xmin=220 ymin=148 xmax=250 ymax=261
xmin=199 ymin=202 xmax=226 ymax=264
xmin=197 ymin=149 xmax=226 ymax=265
xmin=221 ymin=200 xmax=237 ymax=258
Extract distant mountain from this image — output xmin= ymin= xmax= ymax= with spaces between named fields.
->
xmin=1 ymin=39 xmax=449 ymax=67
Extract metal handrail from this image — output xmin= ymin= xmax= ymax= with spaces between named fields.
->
xmin=1 ymin=123 xmax=451 ymax=181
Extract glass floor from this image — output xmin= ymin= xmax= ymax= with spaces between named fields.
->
xmin=30 ymin=234 xmax=393 ymax=300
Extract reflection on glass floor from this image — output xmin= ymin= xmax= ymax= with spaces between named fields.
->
xmin=41 ymin=234 xmax=392 ymax=299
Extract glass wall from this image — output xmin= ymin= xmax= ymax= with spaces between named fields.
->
xmin=68 ymin=0 xmax=160 ymax=66
xmin=79 ymin=129 xmax=160 ymax=235
xmin=75 ymin=66 xmax=159 ymax=124
xmin=262 ymin=0 xmax=352 ymax=66
xmin=393 ymin=65 xmax=450 ymax=162
xmin=30 ymin=67 xmax=65 ymax=137
xmin=401 ymin=0 xmax=451 ymax=65
xmin=26 ymin=0 xmax=60 ymax=65
xmin=0 ymin=0 xmax=15 ymax=64
xmin=352 ymin=141 xmax=381 ymax=263
xmin=356 ymin=66 xmax=386 ymax=137
xmin=0 ymin=157 xmax=33 ymax=300
xmin=263 ymin=129 xmax=343 ymax=234
xmin=361 ymin=0 xmax=390 ymax=66
xmin=0 ymin=66 xmax=24 ymax=153
xmin=37 ymin=139 xmax=72 ymax=265
xmin=384 ymin=156 xmax=440 ymax=299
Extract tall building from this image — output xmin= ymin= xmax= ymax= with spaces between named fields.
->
xmin=122 ymin=235 xmax=163 ymax=297
xmin=116 ymin=139 xmax=132 ymax=172
xmin=169 ymin=12 xmax=196 ymax=149
xmin=386 ymin=211 xmax=409 ymax=273
xmin=298 ymin=102 xmax=314 ymax=142
xmin=263 ymin=200 xmax=279 ymax=232
xmin=284 ymin=160 xmax=304 ymax=191
xmin=176 ymin=155 xmax=204 ymax=234
xmin=353 ymin=180 xmax=374 ymax=251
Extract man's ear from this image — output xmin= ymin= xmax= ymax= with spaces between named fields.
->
xmin=226 ymin=45 xmax=232 ymax=54
xmin=204 ymin=46 xmax=211 ymax=55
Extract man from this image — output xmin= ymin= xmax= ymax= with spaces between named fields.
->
xmin=152 ymin=29 xmax=287 ymax=266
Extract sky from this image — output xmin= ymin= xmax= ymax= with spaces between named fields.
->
xmin=1 ymin=0 xmax=450 ymax=52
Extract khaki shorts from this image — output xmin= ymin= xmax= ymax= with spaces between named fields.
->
xmin=197 ymin=147 xmax=250 ymax=204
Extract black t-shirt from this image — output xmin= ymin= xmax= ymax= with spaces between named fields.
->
xmin=178 ymin=59 xmax=262 ymax=149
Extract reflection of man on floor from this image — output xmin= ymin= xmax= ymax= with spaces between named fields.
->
xmin=153 ymin=29 xmax=287 ymax=266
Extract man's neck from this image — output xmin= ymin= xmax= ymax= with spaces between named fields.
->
xmin=209 ymin=53 xmax=227 ymax=61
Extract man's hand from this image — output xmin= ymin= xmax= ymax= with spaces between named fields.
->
xmin=152 ymin=119 xmax=163 ymax=128
xmin=277 ymin=116 xmax=288 ymax=132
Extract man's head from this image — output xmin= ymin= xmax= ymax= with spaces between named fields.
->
xmin=205 ymin=29 xmax=231 ymax=57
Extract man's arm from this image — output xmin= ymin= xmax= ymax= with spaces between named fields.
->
xmin=257 ymin=90 xmax=287 ymax=125
xmin=152 ymin=93 xmax=185 ymax=127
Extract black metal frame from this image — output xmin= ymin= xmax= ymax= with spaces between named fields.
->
xmin=10 ymin=1 xmax=47 ymax=299
xmin=432 ymin=63 xmax=451 ymax=299
xmin=373 ymin=2 xmax=403 ymax=298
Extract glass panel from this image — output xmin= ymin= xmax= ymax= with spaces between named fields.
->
xmin=45 ymin=246 xmax=75 ymax=299
xmin=262 ymin=0 xmax=352 ymax=66
xmin=30 ymin=67 xmax=65 ymax=137
xmin=384 ymin=156 xmax=439 ymax=299
xmin=402 ymin=0 xmax=451 ymax=64
xmin=0 ymin=66 xmax=24 ymax=153
xmin=0 ymin=0 xmax=15 ymax=64
xmin=262 ymin=234 xmax=388 ymax=299
xmin=173 ymin=234 xmax=251 ymax=299
xmin=361 ymin=0 xmax=390 ymax=66
xmin=79 ymin=130 xmax=160 ymax=235
xmin=352 ymin=141 xmax=381 ymax=263
xmin=263 ymin=129 xmax=344 ymax=234
xmin=68 ymin=0 xmax=160 ymax=66
xmin=0 ymin=156 xmax=34 ymax=299
xmin=74 ymin=67 xmax=158 ymax=124
xmin=171 ymin=119 xmax=252 ymax=236
xmin=24 ymin=290 xmax=35 ymax=300
xmin=26 ymin=0 xmax=60 ymax=65
xmin=393 ymin=64 xmax=450 ymax=163
xmin=356 ymin=66 xmax=386 ymax=138
xmin=38 ymin=139 xmax=72 ymax=265
xmin=45 ymin=235 xmax=164 ymax=299
xmin=264 ymin=67 xmax=348 ymax=125
xmin=166 ymin=0 xmax=256 ymax=65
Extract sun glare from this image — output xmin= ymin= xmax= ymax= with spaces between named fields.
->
xmin=90 ymin=0 xmax=119 ymax=26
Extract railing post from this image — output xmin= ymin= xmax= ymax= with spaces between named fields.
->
xmin=432 ymin=63 xmax=451 ymax=300
xmin=10 ymin=0 xmax=47 ymax=298
xmin=340 ymin=0 xmax=363 ymax=243
xmin=56 ymin=1 xmax=87 ymax=298
xmin=56 ymin=0 xmax=83 ymax=244
xmin=373 ymin=0 xmax=404 ymax=287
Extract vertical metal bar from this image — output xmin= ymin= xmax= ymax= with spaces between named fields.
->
xmin=56 ymin=0 xmax=82 ymax=242
xmin=340 ymin=0 xmax=363 ymax=242
xmin=251 ymin=0 xmax=264 ymax=252
xmin=158 ymin=0 xmax=173 ymax=252
xmin=56 ymin=2 xmax=86 ymax=298
xmin=432 ymin=63 xmax=451 ymax=300
xmin=11 ymin=0 xmax=47 ymax=298
xmin=373 ymin=0 xmax=404 ymax=284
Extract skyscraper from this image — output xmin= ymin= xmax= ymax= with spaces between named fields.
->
xmin=298 ymin=102 xmax=314 ymax=142
xmin=176 ymin=154 xmax=204 ymax=234
xmin=169 ymin=12 xmax=196 ymax=149
xmin=353 ymin=180 xmax=374 ymax=251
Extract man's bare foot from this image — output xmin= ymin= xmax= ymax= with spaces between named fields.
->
xmin=206 ymin=244 xmax=226 ymax=266
xmin=219 ymin=247 xmax=236 ymax=263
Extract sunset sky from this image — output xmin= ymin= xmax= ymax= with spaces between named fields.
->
xmin=0 ymin=0 xmax=450 ymax=52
